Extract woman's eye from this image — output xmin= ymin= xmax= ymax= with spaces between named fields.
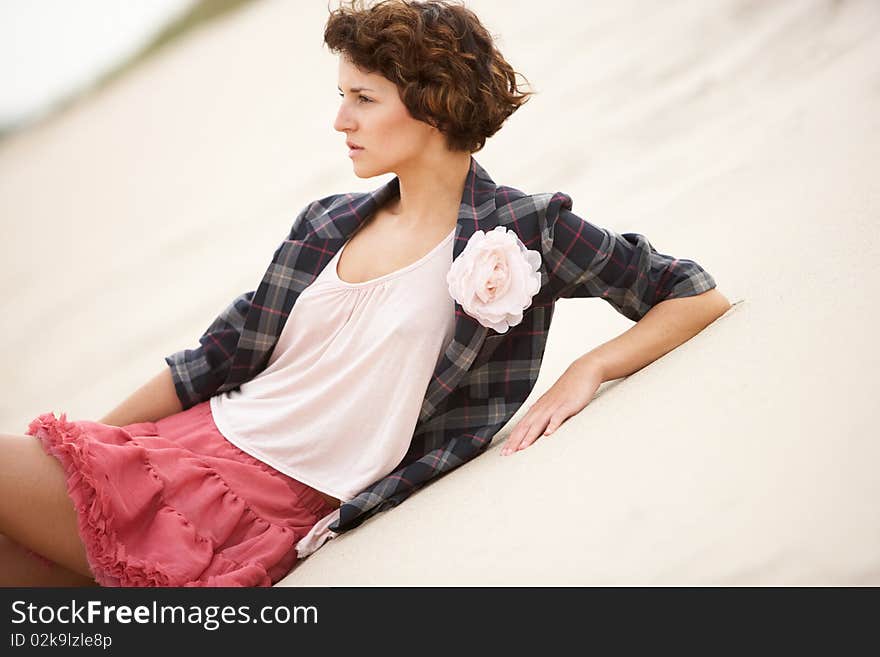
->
xmin=337 ymin=92 xmax=372 ymax=104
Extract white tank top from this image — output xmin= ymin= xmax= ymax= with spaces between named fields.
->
xmin=209 ymin=226 xmax=457 ymax=558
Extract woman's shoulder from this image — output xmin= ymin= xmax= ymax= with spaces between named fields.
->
xmin=492 ymin=183 xmax=574 ymax=239
xmin=494 ymin=182 xmax=572 ymax=212
xmin=287 ymin=190 xmax=371 ymax=240
xmin=307 ymin=190 xmax=368 ymax=214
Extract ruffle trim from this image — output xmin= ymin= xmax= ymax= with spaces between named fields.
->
xmin=26 ymin=412 xmax=179 ymax=586
xmin=26 ymin=412 xmax=293 ymax=587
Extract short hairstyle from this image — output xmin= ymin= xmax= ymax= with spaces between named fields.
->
xmin=324 ymin=0 xmax=535 ymax=153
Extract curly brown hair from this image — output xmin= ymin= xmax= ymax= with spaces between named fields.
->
xmin=323 ymin=0 xmax=535 ymax=153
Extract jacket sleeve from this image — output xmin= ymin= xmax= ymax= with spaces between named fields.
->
xmin=164 ymin=290 xmax=255 ymax=410
xmin=164 ymin=199 xmax=319 ymax=410
xmin=542 ymin=192 xmax=717 ymax=321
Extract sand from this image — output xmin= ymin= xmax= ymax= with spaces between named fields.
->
xmin=1 ymin=0 xmax=878 ymax=585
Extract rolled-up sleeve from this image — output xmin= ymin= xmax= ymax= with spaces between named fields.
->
xmin=163 ymin=199 xmax=321 ymax=409
xmin=542 ymin=192 xmax=717 ymax=322
xmin=164 ymin=290 xmax=255 ymax=410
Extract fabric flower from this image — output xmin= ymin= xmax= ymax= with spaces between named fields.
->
xmin=446 ymin=225 xmax=542 ymax=333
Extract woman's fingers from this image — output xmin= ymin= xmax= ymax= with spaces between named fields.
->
xmin=500 ymin=420 xmax=528 ymax=455
xmin=501 ymin=410 xmax=547 ymax=455
xmin=542 ymin=412 xmax=566 ymax=436
xmin=517 ymin=416 xmax=548 ymax=451
xmin=501 ymin=405 xmax=572 ymax=455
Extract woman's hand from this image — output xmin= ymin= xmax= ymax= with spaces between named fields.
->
xmin=500 ymin=357 xmax=604 ymax=456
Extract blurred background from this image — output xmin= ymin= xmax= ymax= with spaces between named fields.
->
xmin=0 ymin=0 xmax=257 ymax=142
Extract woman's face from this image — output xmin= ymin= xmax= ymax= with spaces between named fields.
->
xmin=334 ymin=56 xmax=438 ymax=178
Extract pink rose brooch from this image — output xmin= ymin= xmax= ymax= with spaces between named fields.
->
xmin=446 ymin=226 xmax=542 ymax=333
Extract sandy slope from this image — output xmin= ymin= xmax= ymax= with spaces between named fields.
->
xmin=1 ymin=0 xmax=878 ymax=585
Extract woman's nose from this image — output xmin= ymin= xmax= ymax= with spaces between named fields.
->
xmin=334 ymin=106 xmax=355 ymax=132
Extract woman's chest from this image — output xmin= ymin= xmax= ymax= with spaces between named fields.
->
xmin=335 ymin=213 xmax=457 ymax=285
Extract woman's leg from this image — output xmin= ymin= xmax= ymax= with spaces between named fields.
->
xmin=0 ymin=433 xmax=95 ymax=580
xmin=0 ymin=533 xmax=96 ymax=587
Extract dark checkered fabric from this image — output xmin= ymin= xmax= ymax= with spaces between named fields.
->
xmin=165 ymin=156 xmax=717 ymax=534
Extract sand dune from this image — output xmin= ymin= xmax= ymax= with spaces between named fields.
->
xmin=1 ymin=0 xmax=878 ymax=585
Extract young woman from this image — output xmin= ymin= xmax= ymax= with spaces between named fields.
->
xmin=0 ymin=0 xmax=730 ymax=587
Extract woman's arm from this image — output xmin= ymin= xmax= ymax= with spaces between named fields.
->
xmin=581 ymin=287 xmax=731 ymax=382
xmin=160 ymin=199 xmax=321 ymax=412
xmin=97 ymin=366 xmax=183 ymax=427
xmin=163 ymin=289 xmax=255 ymax=410
xmin=499 ymin=194 xmax=727 ymax=455
xmin=541 ymin=195 xmax=718 ymax=318
xmin=500 ymin=289 xmax=730 ymax=456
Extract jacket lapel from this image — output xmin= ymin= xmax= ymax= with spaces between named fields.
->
xmin=418 ymin=156 xmax=499 ymax=422
xmin=231 ymin=155 xmax=499 ymax=424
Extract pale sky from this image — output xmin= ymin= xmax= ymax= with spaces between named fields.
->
xmin=0 ymin=0 xmax=195 ymax=127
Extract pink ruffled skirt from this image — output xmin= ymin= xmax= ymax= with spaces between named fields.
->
xmin=24 ymin=400 xmax=337 ymax=587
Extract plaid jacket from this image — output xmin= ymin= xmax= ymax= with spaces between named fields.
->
xmin=165 ymin=156 xmax=717 ymax=534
